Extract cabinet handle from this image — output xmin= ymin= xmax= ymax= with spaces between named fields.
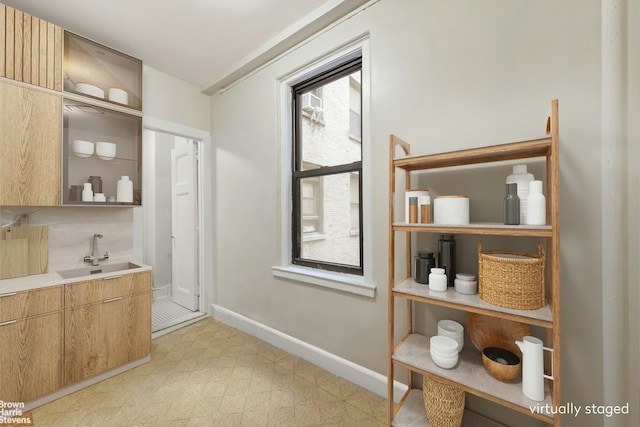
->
xmin=0 ymin=320 xmax=17 ymax=326
xmin=103 ymin=275 xmax=123 ymax=281
xmin=0 ymin=292 xmax=17 ymax=298
xmin=103 ymin=297 xmax=123 ymax=303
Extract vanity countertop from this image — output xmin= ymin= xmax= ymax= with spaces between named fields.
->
xmin=0 ymin=261 xmax=152 ymax=294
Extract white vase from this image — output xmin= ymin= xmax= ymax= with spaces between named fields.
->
xmin=526 ymin=180 xmax=546 ymax=225
xmin=82 ymin=182 xmax=93 ymax=202
xmin=117 ymin=176 xmax=133 ymax=203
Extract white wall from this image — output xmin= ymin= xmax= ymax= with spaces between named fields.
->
xmin=208 ymin=1 xmax=634 ymax=426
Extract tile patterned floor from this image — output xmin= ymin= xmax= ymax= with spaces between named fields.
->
xmin=32 ymin=317 xmax=387 ymax=427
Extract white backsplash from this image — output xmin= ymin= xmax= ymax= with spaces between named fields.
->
xmin=0 ymin=206 xmax=134 ymax=272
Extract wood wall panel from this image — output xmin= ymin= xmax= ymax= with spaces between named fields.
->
xmin=1 ymin=6 xmax=62 ymax=90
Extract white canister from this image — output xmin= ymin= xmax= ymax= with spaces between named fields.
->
xmin=433 ymin=196 xmax=470 ymax=225
xmin=117 ymin=176 xmax=133 ymax=203
xmin=82 ymin=182 xmax=93 ymax=202
xmin=93 ymin=193 xmax=106 ymax=202
xmin=428 ymin=268 xmax=448 ymax=292
xmin=405 ymin=190 xmax=429 ymax=223
xmin=526 ymin=180 xmax=546 ymax=225
xmin=454 ymin=273 xmax=478 ymax=295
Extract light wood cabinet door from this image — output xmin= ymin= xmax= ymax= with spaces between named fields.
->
xmin=64 ymin=291 xmax=151 ymax=384
xmin=0 ymin=312 xmax=64 ymax=402
xmin=0 ymin=81 xmax=61 ymax=206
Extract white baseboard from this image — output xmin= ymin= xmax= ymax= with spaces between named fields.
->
xmin=211 ymin=304 xmax=407 ymax=402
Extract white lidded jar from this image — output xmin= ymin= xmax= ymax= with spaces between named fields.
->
xmin=428 ymin=268 xmax=448 ymax=292
xmin=526 ymin=180 xmax=546 ymax=225
xmin=506 ymin=165 xmax=534 ymax=225
xmin=82 ymin=182 xmax=93 ymax=202
xmin=117 ymin=176 xmax=133 ymax=203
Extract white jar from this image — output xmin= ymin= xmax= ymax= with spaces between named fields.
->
xmin=526 ymin=180 xmax=546 ymax=225
xmin=93 ymin=193 xmax=106 ymax=202
xmin=429 ymin=268 xmax=448 ymax=292
xmin=117 ymin=176 xmax=133 ymax=203
xmin=506 ymin=165 xmax=534 ymax=225
xmin=82 ymin=182 xmax=93 ymax=202
xmin=454 ymin=273 xmax=478 ymax=295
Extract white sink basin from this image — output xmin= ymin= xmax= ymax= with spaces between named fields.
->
xmin=58 ymin=262 xmax=142 ymax=279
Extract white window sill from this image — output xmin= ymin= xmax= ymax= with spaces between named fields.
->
xmin=272 ymin=265 xmax=376 ymax=298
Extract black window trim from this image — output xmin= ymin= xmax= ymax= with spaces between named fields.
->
xmin=291 ymin=53 xmax=363 ymax=276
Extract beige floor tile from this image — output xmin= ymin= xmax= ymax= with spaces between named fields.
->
xmin=30 ymin=317 xmax=387 ymax=427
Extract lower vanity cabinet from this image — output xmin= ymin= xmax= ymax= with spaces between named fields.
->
xmin=64 ymin=271 xmax=151 ymax=384
xmin=0 ymin=286 xmax=64 ymax=402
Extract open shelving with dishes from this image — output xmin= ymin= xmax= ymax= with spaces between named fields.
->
xmin=387 ymin=100 xmax=560 ymax=426
xmin=61 ymin=31 xmax=143 ymax=206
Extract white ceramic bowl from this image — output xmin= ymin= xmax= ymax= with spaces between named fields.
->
xmin=96 ymin=142 xmax=116 ymax=160
xmin=108 ymin=87 xmax=128 ymax=105
xmin=72 ymin=140 xmax=94 ymax=158
xmin=438 ymin=320 xmax=464 ymax=338
xmin=430 ymin=350 xmax=459 ymax=369
xmin=430 ymin=335 xmax=459 ymax=356
xmin=76 ymin=82 xmax=104 ymax=99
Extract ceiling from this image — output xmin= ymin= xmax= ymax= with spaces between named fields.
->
xmin=2 ymin=0 xmax=370 ymax=93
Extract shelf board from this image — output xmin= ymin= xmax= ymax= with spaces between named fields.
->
xmin=393 ymin=137 xmax=552 ymax=171
xmin=392 ymin=222 xmax=552 ymax=237
xmin=392 ymin=334 xmax=554 ymax=423
xmin=393 ymin=389 xmax=506 ymax=427
xmin=393 ymin=279 xmax=553 ymax=328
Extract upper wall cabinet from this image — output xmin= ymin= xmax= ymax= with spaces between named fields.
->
xmin=64 ymin=32 xmax=142 ymax=111
xmin=0 ymin=4 xmax=63 ymax=91
xmin=0 ymin=81 xmax=61 ymax=206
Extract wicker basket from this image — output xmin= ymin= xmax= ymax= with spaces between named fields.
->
xmin=423 ymin=376 xmax=465 ymax=427
xmin=478 ymin=240 xmax=545 ymax=310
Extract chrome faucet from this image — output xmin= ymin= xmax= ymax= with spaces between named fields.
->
xmin=84 ymin=233 xmax=109 ymax=266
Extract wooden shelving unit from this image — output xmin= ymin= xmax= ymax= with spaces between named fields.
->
xmin=387 ymin=100 xmax=560 ymax=426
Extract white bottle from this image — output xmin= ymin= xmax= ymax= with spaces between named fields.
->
xmin=526 ymin=180 xmax=546 ymax=225
xmin=506 ymin=165 xmax=534 ymax=225
xmin=82 ymin=182 xmax=93 ymax=202
xmin=117 ymin=176 xmax=133 ymax=203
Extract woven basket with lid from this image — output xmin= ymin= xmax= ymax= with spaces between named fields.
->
xmin=478 ymin=240 xmax=545 ymax=310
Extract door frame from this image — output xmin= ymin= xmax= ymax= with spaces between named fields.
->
xmin=138 ymin=116 xmax=210 ymax=315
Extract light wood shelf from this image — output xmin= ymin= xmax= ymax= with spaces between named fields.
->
xmin=392 ymin=389 xmax=507 ymax=426
xmin=392 ymin=222 xmax=553 ymax=237
xmin=393 ymin=279 xmax=553 ymax=328
xmin=387 ymin=100 xmax=561 ymax=426
xmin=393 ymin=334 xmax=553 ymax=423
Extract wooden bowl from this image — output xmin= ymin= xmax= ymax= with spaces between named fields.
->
xmin=467 ymin=313 xmax=530 ymax=357
xmin=482 ymin=347 xmax=521 ymax=382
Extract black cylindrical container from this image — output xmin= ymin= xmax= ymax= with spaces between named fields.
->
xmin=89 ymin=176 xmax=102 ymax=194
xmin=415 ymin=252 xmax=435 ymax=284
xmin=438 ymin=235 xmax=456 ymax=287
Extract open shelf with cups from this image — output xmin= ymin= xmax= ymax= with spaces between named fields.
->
xmin=63 ymin=98 xmax=141 ymax=205
xmin=64 ymin=31 xmax=142 ymax=111
xmin=61 ymin=31 xmax=143 ymax=206
xmin=387 ymin=100 xmax=560 ymax=426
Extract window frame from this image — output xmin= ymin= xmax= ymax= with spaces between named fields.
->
xmin=291 ymin=54 xmax=363 ymax=275
xmin=273 ymin=37 xmax=375 ymax=298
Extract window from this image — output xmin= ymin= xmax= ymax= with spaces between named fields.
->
xmin=291 ymin=53 xmax=363 ymax=275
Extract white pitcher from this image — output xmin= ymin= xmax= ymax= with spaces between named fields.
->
xmin=515 ymin=336 xmax=554 ymax=401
